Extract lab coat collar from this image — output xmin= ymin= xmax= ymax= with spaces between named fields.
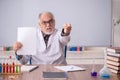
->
xmin=47 ymin=29 xmax=57 ymax=48
xmin=37 ymin=27 xmax=57 ymax=49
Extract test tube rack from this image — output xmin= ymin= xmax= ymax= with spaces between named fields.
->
xmin=0 ymin=64 xmax=21 ymax=75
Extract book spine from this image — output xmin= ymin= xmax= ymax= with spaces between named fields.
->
xmin=107 ymin=47 xmax=120 ymax=53
xmin=107 ymin=49 xmax=116 ymax=53
xmin=109 ymin=68 xmax=120 ymax=74
xmin=107 ymin=55 xmax=120 ymax=62
xmin=106 ymin=60 xmax=120 ymax=66
xmin=107 ymin=64 xmax=120 ymax=70
xmin=107 ymin=52 xmax=120 ymax=57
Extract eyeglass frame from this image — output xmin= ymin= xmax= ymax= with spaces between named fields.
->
xmin=41 ymin=19 xmax=55 ymax=26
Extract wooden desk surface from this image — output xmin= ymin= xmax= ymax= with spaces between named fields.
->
xmin=1 ymin=64 xmax=120 ymax=80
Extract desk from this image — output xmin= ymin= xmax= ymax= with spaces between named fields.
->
xmin=1 ymin=64 xmax=120 ymax=80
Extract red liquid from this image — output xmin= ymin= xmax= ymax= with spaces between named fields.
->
xmin=2 ymin=63 xmax=5 ymax=73
xmin=13 ymin=62 xmax=15 ymax=73
xmin=6 ymin=63 xmax=8 ymax=73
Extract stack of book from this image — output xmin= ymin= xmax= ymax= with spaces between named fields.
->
xmin=106 ymin=47 xmax=120 ymax=74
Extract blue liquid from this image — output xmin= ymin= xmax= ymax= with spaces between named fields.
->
xmin=91 ymin=72 xmax=97 ymax=77
xmin=0 ymin=63 xmax=2 ymax=73
xmin=101 ymin=74 xmax=110 ymax=79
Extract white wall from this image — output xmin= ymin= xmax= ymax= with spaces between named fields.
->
xmin=112 ymin=0 xmax=120 ymax=47
xmin=0 ymin=0 xmax=111 ymax=46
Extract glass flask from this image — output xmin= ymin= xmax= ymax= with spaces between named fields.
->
xmin=99 ymin=48 xmax=111 ymax=79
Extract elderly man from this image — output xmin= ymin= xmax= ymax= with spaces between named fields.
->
xmin=13 ymin=11 xmax=72 ymax=64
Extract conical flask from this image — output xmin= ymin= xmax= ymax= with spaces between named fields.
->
xmin=99 ymin=48 xmax=111 ymax=79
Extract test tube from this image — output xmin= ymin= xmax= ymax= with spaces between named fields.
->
xmin=15 ymin=59 xmax=19 ymax=73
xmin=91 ymin=58 xmax=97 ymax=76
xmin=13 ymin=62 xmax=15 ymax=73
xmin=6 ymin=63 xmax=8 ymax=73
xmin=2 ymin=58 xmax=5 ymax=73
xmin=0 ymin=59 xmax=2 ymax=73
xmin=16 ymin=65 xmax=19 ymax=73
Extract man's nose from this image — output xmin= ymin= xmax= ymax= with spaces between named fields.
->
xmin=46 ymin=22 xmax=51 ymax=27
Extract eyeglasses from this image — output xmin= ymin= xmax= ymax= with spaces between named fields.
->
xmin=41 ymin=19 xmax=54 ymax=25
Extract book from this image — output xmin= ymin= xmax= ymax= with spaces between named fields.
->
xmin=21 ymin=65 xmax=39 ymax=72
xmin=43 ymin=72 xmax=68 ymax=79
xmin=107 ymin=55 xmax=120 ymax=62
xmin=109 ymin=68 xmax=120 ymax=74
xmin=107 ymin=52 xmax=120 ymax=57
xmin=107 ymin=64 xmax=120 ymax=70
xmin=106 ymin=60 xmax=120 ymax=66
xmin=107 ymin=47 xmax=120 ymax=53
xmin=54 ymin=65 xmax=85 ymax=72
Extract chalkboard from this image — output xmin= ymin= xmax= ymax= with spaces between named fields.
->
xmin=0 ymin=0 xmax=111 ymax=46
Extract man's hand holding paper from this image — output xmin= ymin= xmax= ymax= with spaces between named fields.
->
xmin=13 ymin=27 xmax=37 ymax=55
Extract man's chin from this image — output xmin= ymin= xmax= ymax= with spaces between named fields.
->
xmin=45 ymin=31 xmax=53 ymax=35
xmin=45 ymin=29 xmax=55 ymax=35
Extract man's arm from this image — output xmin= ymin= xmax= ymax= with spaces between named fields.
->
xmin=61 ymin=24 xmax=71 ymax=36
xmin=13 ymin=42 xmax=30 ymax=64
xmin=59 ymin=23 xmax=72 ymax=45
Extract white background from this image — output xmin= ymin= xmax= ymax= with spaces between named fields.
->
xmin=0 ymin=0 xmax=111 ymax=46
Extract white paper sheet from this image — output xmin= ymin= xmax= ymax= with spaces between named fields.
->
xmin=17 ymin=27 xmax=37 ymax=55
xmin=54 ymin=65 xmax=85 ymax=72
xmin=21 ymin=65 xmax=39 ymax=72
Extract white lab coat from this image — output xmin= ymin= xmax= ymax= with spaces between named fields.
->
xmin=19 ymin=27 xmax=70 ymax=64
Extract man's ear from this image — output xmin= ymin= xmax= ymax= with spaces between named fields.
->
xmin=38 ymin=22 xmax=41 ymax=26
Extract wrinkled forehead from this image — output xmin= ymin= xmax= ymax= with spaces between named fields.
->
xmin=40 ymin=13 xmax=54 ymax=21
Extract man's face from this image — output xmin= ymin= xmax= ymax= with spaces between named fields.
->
xmin=39 ymin=13 xmax=55 ymax=35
